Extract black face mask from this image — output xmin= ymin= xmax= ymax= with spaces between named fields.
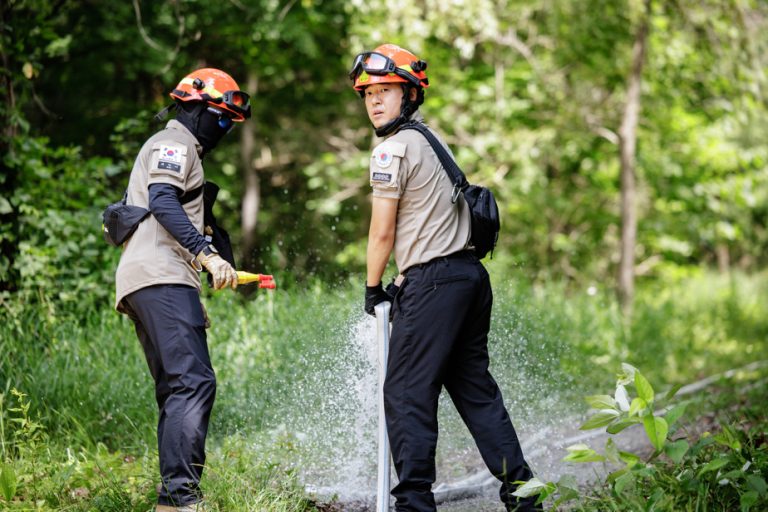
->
xmin=175 ymin=102 xmax=233 ymax=157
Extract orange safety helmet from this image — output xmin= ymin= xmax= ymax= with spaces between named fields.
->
xmin=170 ymin=68 xmax=251 ymax=121
xmin=350 ymin=44 xmax=429 ymax=93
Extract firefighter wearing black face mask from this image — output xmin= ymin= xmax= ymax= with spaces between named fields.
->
xmin=114 ymin=68 xmax=250 ymax=511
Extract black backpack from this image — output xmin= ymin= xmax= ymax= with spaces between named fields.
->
xmin=401 ymin=122 xmax=500 ymax=259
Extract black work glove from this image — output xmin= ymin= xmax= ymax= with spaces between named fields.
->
xmin=365 ymin=282 xmax=393 ymax=316
xmin=384 ymin=281 xmax=400 ymax=297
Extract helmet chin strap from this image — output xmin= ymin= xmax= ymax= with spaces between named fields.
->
xmin=374 ymin=85 xmax=423 ymax=137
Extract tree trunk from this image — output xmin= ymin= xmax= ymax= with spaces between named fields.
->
xmin=715 ymin=244 xmax=730 ymax=273
xmin=617 ymin=0 xmax=650 ymax=319
xmin=240 ymin=72 xmax=259 ymax=269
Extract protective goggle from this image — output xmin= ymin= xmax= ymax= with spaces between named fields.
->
xmin=208 ymin=90 xmax=251 ymax=119
xmin=174 ymin=83 xmax=252 ymax=120
xmin=348 ymin=52 xmax=426 ymax=87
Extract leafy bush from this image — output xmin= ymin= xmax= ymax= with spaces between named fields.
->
xmin=516 ymin=364 xmax=768 ymax=511
xmin=1 ymin=135 xmax=120 ymax=317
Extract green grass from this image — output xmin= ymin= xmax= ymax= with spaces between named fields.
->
xmin=1 ymin=270 xmax=766 ymax=510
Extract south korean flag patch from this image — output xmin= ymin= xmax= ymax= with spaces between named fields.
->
xmin=158 ymin=145 xmax=183 ymax=173
xmin=150 ymin=141 xmax=187 ymax=180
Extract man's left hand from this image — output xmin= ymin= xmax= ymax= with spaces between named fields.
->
xmin=365 ymin=282 xmax=393 ymax=316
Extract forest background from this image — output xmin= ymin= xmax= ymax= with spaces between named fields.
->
xmin=3 ymin=0 xmax=767 ymax=304
xmin=1 ymin=0 xmax=768 ymax=510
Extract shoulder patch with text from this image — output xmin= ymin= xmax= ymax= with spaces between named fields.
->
xmin=369 ymin=139 xmax=407 ymax=189
xmin=372 ymin=171 xmax=392 ymax=182
xmin=149 ymin=141 xmax=188 ymax=181
xmin=158 ymin=145 xmax=183 ymax=173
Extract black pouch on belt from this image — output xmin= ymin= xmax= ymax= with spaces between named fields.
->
xmin=102 ymin=184 xmax=204 ymax=247
xmin=102 ymin=194 xmax=150 ymax=247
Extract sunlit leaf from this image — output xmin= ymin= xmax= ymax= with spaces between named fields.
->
xmin=634 ymin=371 xmax=654 ymax=403
xmin=0 ymin=197 xmax=12 ymax=215
xmin=585 ymin=394 xmax=617 ymax=410
xmin=606 ymin=417 xmax=643 ymax=434
xmin=563 ymin=444 xmax=606 ymax=463
xmin=643 ymin=415 xmax=668 ymax=451
xmin=698 ymin=456 xmax=731 ymax=476
xmin=629 ymin=397 xmax=647 ymax=417
xmin=512 ymin=477 xmax=548 ymax=498
xmin=617 ymin=363 xmax=638 ymax=385
xmin=619 ymin=451 xmax=642 ymax=467
xmin=579 ymin=409 xmax=620 ymax=430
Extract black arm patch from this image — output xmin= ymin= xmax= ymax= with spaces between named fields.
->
xmin=158 ymin=161 xmax=181 ymax=173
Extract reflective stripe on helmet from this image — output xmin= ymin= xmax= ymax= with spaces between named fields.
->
xmin=179 ymin=77 xmax=224 ymax=99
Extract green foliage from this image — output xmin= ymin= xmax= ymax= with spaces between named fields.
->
xmin=516 ymin=363 xmax=768 ymax=511
xmin=0 ymin=133 xmax=117 ymax=315
xmin=1 ymin=271 xmax=766 ymax=509
xmin=0 ymin=462 xmax=17 ymax=502
xmin=2 ymin=0 xmax=767 ymax=291
xmin=1 ymin=389 xmax=47 ymax=461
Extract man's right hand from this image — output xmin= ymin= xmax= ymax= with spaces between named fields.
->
xmin=196 ymin=247 xmax=238 ymax=290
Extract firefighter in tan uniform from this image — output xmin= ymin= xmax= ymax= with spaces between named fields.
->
xmin=351 ymin=45 xmax=541 ymax=512
xmin=114 ymin=68 xmax=250 ymax=512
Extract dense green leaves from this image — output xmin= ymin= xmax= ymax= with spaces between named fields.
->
xmin=1 ymin=0 xmax=767 ymax=296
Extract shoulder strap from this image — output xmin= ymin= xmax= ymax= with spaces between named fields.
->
xmin=179 ymin=183 xmax=204 ymax=205
xmin=400 ymin=122 xmax=469 ymax=194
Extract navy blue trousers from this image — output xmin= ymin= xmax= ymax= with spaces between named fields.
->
xmin=385 ymin=251 xmax=539 ymax=512
xmin=123 ymin=284 xmax=215 ymax=507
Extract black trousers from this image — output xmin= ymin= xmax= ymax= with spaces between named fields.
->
xmin=385 ymin=251 xmax=539 ymax=512
xmin=123 ymin=284 xmax=216 ymax=507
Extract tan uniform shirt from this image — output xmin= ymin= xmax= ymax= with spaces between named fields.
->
xmin=370 ymin=112 xmax=471 ymax=273
xmin=115 ymin=120 xmax=205 ymax=312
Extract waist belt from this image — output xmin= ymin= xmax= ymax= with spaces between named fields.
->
xmin=405 ymin=250 xmax=475 ymax=274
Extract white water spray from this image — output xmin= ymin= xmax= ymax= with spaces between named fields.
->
xmin=266 ymin=306 xmax=584 ymax=506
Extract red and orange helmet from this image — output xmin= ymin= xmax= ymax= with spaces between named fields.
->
xmin=170 ymin=68 xmax=251 ymax=121
xmin=349 ymin=44 xmax=429 ymax=92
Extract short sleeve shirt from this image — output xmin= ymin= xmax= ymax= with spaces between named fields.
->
xmin=369 ymin=113 xmax=471 ymax=273
xmin=115 ymin=120 xmax=205 ymax=311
